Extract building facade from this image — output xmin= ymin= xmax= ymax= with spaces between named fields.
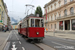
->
xmin=44 ymin=0 xmax=75 ymax=32
xmin=0 ymin=0 xmax=8 ymax=31
xmin=12 ymin=23 xmax=18 ymax=30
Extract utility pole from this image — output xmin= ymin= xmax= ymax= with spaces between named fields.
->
xmin=25 ymin=4 xmax=34 ymax=16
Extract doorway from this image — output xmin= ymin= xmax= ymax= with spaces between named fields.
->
xmin=65 ymin=20 xmax=70 ymax=30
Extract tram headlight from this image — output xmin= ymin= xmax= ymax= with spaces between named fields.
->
xmin=37 ymin=32 xmax=39 ymax=35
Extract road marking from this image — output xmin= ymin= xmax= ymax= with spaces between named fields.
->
xmin=14 ymin=31 xmax=19 ymax=40
xmin=4 ymin=42 xmax=10 ymax=50
xmin=22 ymin=47 xmax=25 ymax=50
xmin=52 ymin=41 xmax=66 ymax=46
xmin=19 ymin=41 xmax=21 ymax=44
xmin=11 ymin=45 xmax=17 ymax=50
xmin=11 ymin=42 xmax=17 ymax=50
xmin=12 ymin=42 xmax=15 ymax=45
xmin=52 ymin=42 xmax=75 ymax=49
xmin=8 ymin=31 xmax=12 ymax=39
xmin=47 ymin=37 xmax=75 ymax=45
xmin=67 ymin=39 xmax=74 ymax=41
xmin=3 ymin=31 xmax=12 ymax=50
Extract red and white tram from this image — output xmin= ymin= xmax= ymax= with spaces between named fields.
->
xmin=18 ymin=15 xmax=44 ymax=42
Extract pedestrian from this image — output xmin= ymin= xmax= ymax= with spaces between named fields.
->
xmin=45 ymin=28 xmax=47 ymax=33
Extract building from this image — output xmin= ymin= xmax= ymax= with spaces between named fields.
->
xmin=44 ymin=0 xmax=75 ymax=32
xmin=12 ymin=23 xmax=18 ymax=30
xmin=0 ymin=0 xmax=8 ymax=31
xmin=7 ymin=16 xmax=11 ymax=30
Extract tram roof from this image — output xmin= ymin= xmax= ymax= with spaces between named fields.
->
xmin=28 ymin=16 xmax=44 ymax=18
xmin=25 ymin=14 xmax=44 ymax=19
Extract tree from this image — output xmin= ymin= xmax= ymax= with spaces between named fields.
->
xmin=35 ymin=6 xmax=43 ymax=17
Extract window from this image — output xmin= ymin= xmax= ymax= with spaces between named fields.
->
xmin=1 ymin=11 xmax=3 ymax=20
xmin=48 ymin=16 xmax=49 ymax=21
xmin=59 ymin=14 xmax=61 ymax=17
xmin=59 ymin=0 xmax=61 ymax=7
xmin=51 ymin=5 xmax=52 ymax=10
xmin=70 ymin=0 xmax=73 ymax=2
xmin=55 ymin=24 xmax=56 ymax=29
xmin=0 ymin=9 xmax=1 ymax=14
xmin=48 ymin=7 xmax=49 ymax=11
xmin=64 ymin=9 xmax=67 ymax=16
xmin=51 ymin=16 xmax=52 ymax=21
xmin=59 ymin=21 xmax=63 ymax=30
xmin=51 ymin=24 xmax=52 ymax=29
xmin=46 ymin=24 xmax=47 ymax=28
xmin=64 ymin=0 xmax=67 ymax=4
xmin=55 ymin=15 xmax=56 ymax=20
xmin=54 ymin=3 xmax=56 ymax=9
xmin=70 ymin=7 xmax=74 ymax=14
xmin=0 ymin=9 xmax=1 ymax=12
xmin=48 ymin=24 xmax=49 ymax=29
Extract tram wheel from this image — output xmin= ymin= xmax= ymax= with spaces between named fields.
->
xmin=30 ymin=41 xmax=34 ymax=44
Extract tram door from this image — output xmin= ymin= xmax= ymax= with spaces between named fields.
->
xmin=20 ymin=24 xmax=21 ymax=33
xmin=26 ymin=20 xmax=29 ymax=36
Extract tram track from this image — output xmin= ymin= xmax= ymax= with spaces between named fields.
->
xmin=34 ymin=43 xmax=56 ymax=50
xmin=19 ymin=34 xmax=56 ymax=50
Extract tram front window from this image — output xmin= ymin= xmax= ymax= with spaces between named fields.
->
xmin=35 ymin=19 xmax=40 ymax=27
xmin=31 ymin=19 xmax=43 ymax=27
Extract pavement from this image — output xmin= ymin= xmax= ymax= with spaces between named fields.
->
xmin=0 ymin=31 xmax=10 ymax=50
xmin=45 ymin=32 xmax=75 ymax=40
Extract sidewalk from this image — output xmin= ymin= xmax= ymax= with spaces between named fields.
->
xmin=45 ymin=32 xmax=75 ymax=40
xmin=0 ymin=31 xmax=10 ymax=50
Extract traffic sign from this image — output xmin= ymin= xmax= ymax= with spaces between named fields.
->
xmin=0 ymin=20 xmax=2 ymax=23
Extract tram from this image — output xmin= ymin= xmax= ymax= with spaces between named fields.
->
xmin=18 ymin=14 xmax=44 ymax=42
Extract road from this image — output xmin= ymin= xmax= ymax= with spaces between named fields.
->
xmin=4 ymin=30 xmax=75 ymax=50
xmin=4 ymin=30 xmax=41 ymax=50
xmin=43 ymin=36 xmax=75 ymax=50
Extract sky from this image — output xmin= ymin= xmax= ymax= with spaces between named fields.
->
xmin=4 ymin=0 xmax=51 ymax=23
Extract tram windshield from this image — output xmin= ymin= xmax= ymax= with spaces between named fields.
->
xmin=30 ymin=18 xmax=44 ymax=27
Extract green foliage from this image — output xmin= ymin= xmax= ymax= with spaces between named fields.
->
xmin=35 ymin=6 xmax=42 ymax=17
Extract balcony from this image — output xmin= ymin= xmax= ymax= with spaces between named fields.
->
xmin=57 ymin=13 xmax=75 ymax=20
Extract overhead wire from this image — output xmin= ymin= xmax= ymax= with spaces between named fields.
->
xmin=25 ymin=0 xmax=34 ymax=17
xmin=30 ymin=0 xmax=34 ymax=4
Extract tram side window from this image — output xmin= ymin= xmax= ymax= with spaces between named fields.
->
xmin=21 ymin=23 xmax=23 ymax=28
xmin=25 ymin=21 xmax=27 ymax=27
xmin=27 ymin=20 xmax=29 ymax=27
xmin=41 ymin=19 xmax=44 ymax=27
xmin=31 ymin=19 xmax=34 ymax=27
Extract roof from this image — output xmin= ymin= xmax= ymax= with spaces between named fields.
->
xmin=26 ymin=14 xmax=36 ymax=17
xmin=44 ymin=0 xmax=57 ymax=8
